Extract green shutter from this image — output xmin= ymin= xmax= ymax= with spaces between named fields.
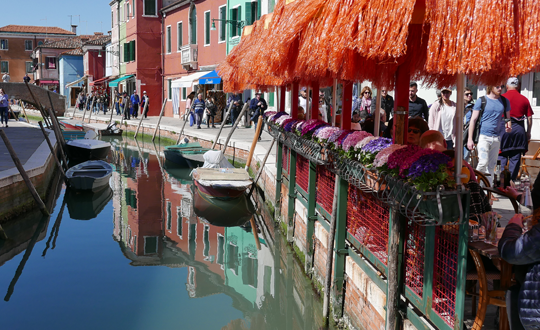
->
xmin=123 ymin=44 xmax=128 ymax=62
xmin=257 ymin=0 xmax=261 ymax=19
xmin=130 ymin=40 xmax=135 ymax=61
xmin=245 ymin=3 xmax=252 ymax=25
xmin=168 ymin=79 xmax=172 ymax=100
xmin=269 ymin=92 xmax=274 ymax=107
xmin=205 ymin=12 xmax=210 ymax=45
xmin=237 ymin=6 xmax=242 ymax=36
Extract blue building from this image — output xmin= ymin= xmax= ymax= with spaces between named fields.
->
xmin=59 ymin=49 xmax=84 ymax=108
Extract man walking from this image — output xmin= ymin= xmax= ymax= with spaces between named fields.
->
xmin=123 ymin=92 xmax=131 ymax=120
xmin=130 ymin=91 xmax=140 ymax=119
xmin=0 ymin=88 xmax=9 ymax=127
xmin=467 ymin=85 xmax=512 ymax=186
xmin=141 ymin=91 xmax=149 ymax=118
xmin=371 ymin=89 xmax=394 ymax=120
xmin=409 ymin=82 xmax=429 ymax=121
xmin=2 ymin=73 xmax=10 ymax=83
xmin=192 ymin=93 xmax=205 ymax=129
xmin=227 ymin=92 xmax=242 ymax=125
xmin=23 ymin=74 xmax=31 ymax=83
xmin=500 ymin=77 xmax=534 ymax=180
xmin=250 ymin=92 xmax=268 ymax=140
xmin=428 ymin=88 xmax=456 ymax=149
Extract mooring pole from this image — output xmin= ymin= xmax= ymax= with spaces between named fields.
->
xmin=245 ymin=116 xmax=263 ymax=171
xmin=151 ymin=99 xmax=167 ymax=142
xmin=38 ymin=122 xmax=67 ymax=182
xmin=86 ymin=98 xmax=96 ymax=123
xmin=211 ymin=101 xmax=234 ymax=149
xmin=247 ymin=137 xmax=276 ymax=199
xmin=222 ymin=103 xmax=249 ymax=154
xmin=0 ymin=130 xmax=49 ymax=216
xmin=24 ymin=81 xmax=51 ymax=128
xmin=134 ymin=99 xmax=148 ymax=139
xmin=19 ymin=100 xmax=30 ymax=123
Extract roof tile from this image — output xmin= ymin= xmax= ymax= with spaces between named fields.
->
xmin=0 ymin=25 xmax=75 ymax=35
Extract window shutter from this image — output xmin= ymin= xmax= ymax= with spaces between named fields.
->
xmin=124 ymin=43 xmax=128 ymax=62
xmin=257 ymin=0 xmax=261 ymax=20
xmin=245 ymin=3 xmax=252 ymax=25
xmin=237 ymin=7 xmax=242 ymax=36
xmin=130 ymin=40 xmax=135 ymax=61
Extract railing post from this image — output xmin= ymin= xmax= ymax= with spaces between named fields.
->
xmin=332 ymin=176 xmax=349 ymax=318
xmin=275 ymin=141 xmax=283 ymax=222
xmin=305 ymin=160 xmax=317 ymax=273
xmin=454 ymin=203 xmax=470 ymax=330
xmin=287 ymin=149 xmax=297 ymax=242
xmin=422 ymin=226 xmax=436 ymax=315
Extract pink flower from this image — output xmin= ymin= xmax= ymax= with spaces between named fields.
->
xmin=373 ymin=144 xmax=407 ymax=168
xmin=354 ymin=136 xmax=377 ymax=152
xmin=342 ymin=131 xmax=373 ymax=152
xmin=314 ymin=126 xmax=340 ymax=141
xmin=276 ymin=115 xmax=292 ymax=125
xmin=387 ymin=145 xmax=421 ymax=170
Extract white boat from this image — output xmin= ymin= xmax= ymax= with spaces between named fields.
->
xmin=66 ymin=139 xmax=111 ymax=161
xmin=66 ymin=160 xmax=113 ymax=191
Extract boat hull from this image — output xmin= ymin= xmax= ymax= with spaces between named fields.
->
xmin=98 ymin=129 xmax=123 ymax=136
xmin=193 ymin=180 xmax=249 ymax=200
xmin=164 ymin=147 xmax=208 ymax=168
xmin=66 ymin=141 xmax=111 ymax=162
xmin=192 ymin=185 xmax=254 ymax=227
xmin=66 ymin=160 xmax=113 ymax=191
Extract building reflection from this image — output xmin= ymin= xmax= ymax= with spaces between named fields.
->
xmin=110 ymin=141 xmax=324 ymax=329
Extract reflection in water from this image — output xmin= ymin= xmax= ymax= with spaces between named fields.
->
xmin=65 ymin=186 xmax=113 ymax=220
xmin=0 ymin=138 xmax=330 ymax=329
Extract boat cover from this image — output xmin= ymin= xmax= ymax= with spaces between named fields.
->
xmin=202 ymin=150 xmax=233 ymax=169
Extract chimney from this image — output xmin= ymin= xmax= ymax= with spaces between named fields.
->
xmin=71 ymin=25 xmax=77 ymax=34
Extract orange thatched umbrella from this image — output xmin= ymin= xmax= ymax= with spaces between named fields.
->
xmin=219 ymin=0 xmax=540 ymax=91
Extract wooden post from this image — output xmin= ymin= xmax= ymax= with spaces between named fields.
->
xmin=287 ymin=150 xmax=297 ymax=242
xmin=311 ymin=82 xmax=319 ymax=120
xmin=109 ymin=90 xmax=116 ymax=124
xmin=38 ymin=121 xmax=67 ymax=182
xmin=0 ymin=130 xmax=49 ymax=216
xmin=374 ymin=86 xmax=382 ymax=137
xmin=46 ymin=92 xmax=67 ymax=148
xmin=250 ymin=216 xmax=261 ymax=250
xmin=134 ymin=100 xmax=148 ymax=139
xmin=86 ymin=97 xmax=96 ymax=123
xmin=222 ymin=103 xmax=249 ymax=154
xmin=8 ymin=104 xmax=18 ymax=121
xmin=19 ymin=100 xmax=30 ymax=123
xmin=151 ymin=99 xmax=168 ymax=142
xmin=247 ymin=137 xmax=276 ymax=199
xmin=275 ymin=141 xmax=284 ymax=221
xmin=341 ymin=82 xmax=353 ymax=130
xmin=211 ymin=101 xmax=234 ymax=149
xmin=82 ymin=97 xmax=94 ymax=122
xmin=291 ymin=82 xmax=299 ymax=118
xmin=332 ymin=79 xmax=338 ymax=127
xmin=323 ymin=174 xmax=341 ymax=325
xmin=279 ymin=86 xmax=286 ymax=112
xmin=245 ymin=116 xmax=263 ymax=171
xmin=332 ymin=176 xmax=349 ymax=318
xmin=305 ymin=160 xmax=318 ymax=272
xmin=176 ymin=115 xmax=190 ymax=144
xmin=24 ymin=81 xmax=51 ymax=128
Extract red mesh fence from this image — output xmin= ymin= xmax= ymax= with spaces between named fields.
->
xmin=405 ymin=220 xmax=426 ymax=298
xmin=346 ymin=185 xmax=389 ymax=265
xmin=296 ymin=155 xmax=310 ymax=193
xmin=432 ymin=225 xmax=459 ymax=327
xmin=316 ymin=165 xmax=335 ymax=214
xmin=282 ymin=146 xmax=289 ymax=174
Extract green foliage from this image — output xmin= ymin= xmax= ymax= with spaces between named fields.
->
xmin=293 ymin=244 xmax=306 ymax=265
xmin=412 ymin=164 xmax=455 ymax=192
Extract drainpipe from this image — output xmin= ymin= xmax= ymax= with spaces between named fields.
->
xmin=161 ymin=12 xmax=166 ymax=106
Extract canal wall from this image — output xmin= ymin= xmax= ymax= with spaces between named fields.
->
xmin=0 ymin=126 xmax=60 ymax=223
xmin=81 ymin=115 xmax=397 ymax=330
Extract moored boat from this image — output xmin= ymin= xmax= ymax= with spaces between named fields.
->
xmin=98 ymin=123 xmax=124 ymax=136
xmin=66 ymin=160 xmax=113 ymax=191
xmin=66 ymin=139 xmax=111 ymax=161
xmin=164 ymin=141 xmax=206 ymax=167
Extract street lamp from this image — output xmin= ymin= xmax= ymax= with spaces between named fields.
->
xmin=98 ymin=49 xmax=120 ymax=57
xmin=211 ymin=18 xmax=245 ymax=31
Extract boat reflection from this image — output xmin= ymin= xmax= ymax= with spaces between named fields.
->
xmin=65 ymin=186 xmax=113 ymax=220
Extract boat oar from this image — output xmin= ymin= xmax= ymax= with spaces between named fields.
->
xmin=211 ymin=101 xmax=234 ymax=149
xmin=247 ymin=136 xmax=276 ymax=199
xmin=222 ymin=103 xmax=249 ymax=154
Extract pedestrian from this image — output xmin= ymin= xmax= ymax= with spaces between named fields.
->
xmin=466 ymin=84 xmax=511 ymax=187
xmin=499 ymin=77 xmax=534 ymax=181
xmin=94 ymin=94 xmax=102 ymax=113
xmin=0 ymin=88 xmax=9 ymax=127
xmin=115 ymin=93 xmax=121 ymax=115
xmin=371 ymin=89 xmax=394 ymax=120
xmin=2 ymin=73 xmax=10 ymax=82
xmin=250 ymin=92 xmax=267 ymax=140
xmin=351 ymin=110 xmax=361 ymax=131
xmin=192 ymin=93 xmax=205 ymax=129
xmin=298 ymin=87 xmax=311 ymax=114
xmin=123 ymin=92 xmax=131 ymax=120
xmin=141 ymin=91 xmax=149 ymax=118
xmin=409 ymin=81 xmax=429 ymax=121
xmin=407 ymin=117 xmax=429 ymax=146
xmin=463 ymin=87 xmax=475 ymax=162
xmin=358 ymin=86 xmax=373 ymax=115
xmin=185 ymin=92 xmax=196 ymax=126
xmin=103 ymin=93 xmax=110 ymax=114
xmin=130 ymin=90 xmax=140 ymax=119
xmin=205 ymin=96 xmax=217 ymax=128
xmin=23 ymin=74 xmax=31 ymax=83
xmin=77 ymin=92 xmax=85 ymax=111
xmin=428 ymin=87 xmax=457 ymax=150
xmin=86 ymin=93 xmax=93 ymax=111
xmin=227 ymin=92 xmax=242 ymax=125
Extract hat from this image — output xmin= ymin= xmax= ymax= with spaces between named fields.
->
xmin=441 ymin=87 xmax=452 ymax=93
xmin=507 ymin=77 xmax=519 ymax=87
xmin=300 ymin=87 xmax=307 ymax=92
xmin=255 ymin=92 xmax=262 ymax=95
xmin=143 ymin=91 xmax=147 ymax=94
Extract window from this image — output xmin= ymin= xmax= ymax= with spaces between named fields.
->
xmin=204 ymin=11 xmax=210 ymax=46
xmin=203 ymin=225 xmax=209 ymax=257
xmin=176 ymin=207 xmax=183 ymax=238
xmin=177 ymin=22 xmax=183 ymax=50
xmin=0 ymin=39 xmax=7 ymax=50
xmin=45 ymin=57 xmax=56 ymax=69
xmin=182 ymin=87 xmax=187 ymax=100
xmin=111 ymin=11 xmax=114 ymax=27
xmin=25 ymin=61 xmax=33 ymax=73
xmin=0 ymin=61 xmax=8 ymax=73
xmin=217 ymin=235 xmax=224 ymax=265
xmin=126 ymin=3 xmax=130 ymax=20
xmin=24 ymin=40 xmax=33 ymax=51
xmin=189 ymin=5 xmax=197 ymax=44
xmin=166 ymin=25 xmax=171 ymax=53
xmin=144 ymin=236 xmax=158 ymax=254
xmin=167 ymin=202 xmax=172 ymax=231
xmin=168 ymin=79 xmax=172 ymax=100
xmin=124 ymin=41 xmax=135 ymax=62
xmin=230 ymin=7 xmax=241 ymax=38
xmin=219 ymin=6 xmax=227 ymax=42
xmin=247 ymin=1 xmax=258 ymax=25
xmin=144 ymin=0 xmax=157 ymax=16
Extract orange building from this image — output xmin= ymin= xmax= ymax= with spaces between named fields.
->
xmin=0 ymin=25 xmax=75 ymax=83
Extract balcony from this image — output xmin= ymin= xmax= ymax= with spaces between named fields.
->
xmin=180 ymin=44 xmax=198 ymax=70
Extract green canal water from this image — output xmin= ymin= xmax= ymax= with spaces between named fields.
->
xmin=0 ymin=137 xmax=330 ymax=330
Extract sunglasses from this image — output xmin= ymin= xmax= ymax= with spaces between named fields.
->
xmin=408 ymin=128 xmax=421 ymax=134
xmin=364 ymin=92 xmax=371 ymax=95
xmin=465 ymin=93 xmax=472 ymax=96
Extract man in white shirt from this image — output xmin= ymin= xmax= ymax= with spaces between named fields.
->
xmin=2 ymin=73 xmax=10 ymax=82
xmin=428 ymin=88 xmax=456 ymax=149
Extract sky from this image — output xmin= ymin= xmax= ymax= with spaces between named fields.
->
xmin=3 ymin=0 xmax=112 ymax=36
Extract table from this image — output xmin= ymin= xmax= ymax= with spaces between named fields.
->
xmin=468 ymin=238 xmax=512 ymax=330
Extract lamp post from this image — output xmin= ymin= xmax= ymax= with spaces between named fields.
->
xmin=210 ymin=18 xmax=245 ymax=31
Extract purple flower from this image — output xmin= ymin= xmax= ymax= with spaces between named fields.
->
xmin=328 ymin=129 xmax=347 ymax=144
xmin=361 ymin=137 xmax=392 ymax=154
xmin=387 ymin=145 xmax=421 ymax=170
xmin=283 ymin=119 xmax=299 ymax=132
xmin=342 ymin=131 xmax=373 ymax=152
xmin=408 ymin=153 xmax=452 ymax=179
xmin=270 ymin=112 xmax=288 ymax=122
xmin=265 ymin=111 xmax=277 ymax=118
xmin=399 ymin=148 xmax=440 ymax=177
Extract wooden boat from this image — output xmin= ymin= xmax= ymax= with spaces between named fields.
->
xmin=66 ymin=160 xmax=113 ymax=191
xmin=98 ymin=123 xmax=124 ymax=136
xmin=192 ymin=167 xmax=252 ymax=200
xmin=66 ymin=139 xmax=111 ymax=161
xmin=60 ymin=120 xmax=85 ymax=131
xmin=192 ymin=184 xmax=255 ymax=227
xmin=164 ymin=142 xmax=207 ymax=167
xmin=65 ymin=185 xmax=113 ymax=220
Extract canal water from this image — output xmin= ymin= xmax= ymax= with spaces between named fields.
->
xmin=0 ymin=137 xmax=330 ymax=330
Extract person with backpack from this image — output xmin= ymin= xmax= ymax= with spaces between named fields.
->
xmin=205 ymin=96 xmax=217 ymax=128
xmin=466 ymin=85 xmax=511 ymax=186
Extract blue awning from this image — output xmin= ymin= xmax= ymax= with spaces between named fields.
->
xmin=198 ymin=70 xmax=221 ymax=85
xmin=109 ymin=75 xmax=134 ymax=87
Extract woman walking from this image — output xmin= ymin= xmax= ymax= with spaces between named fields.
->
xmin=205 ymin=96 xmax=217 ymax=128
xmin=0 ymin=88 xmax=9 ymax=127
